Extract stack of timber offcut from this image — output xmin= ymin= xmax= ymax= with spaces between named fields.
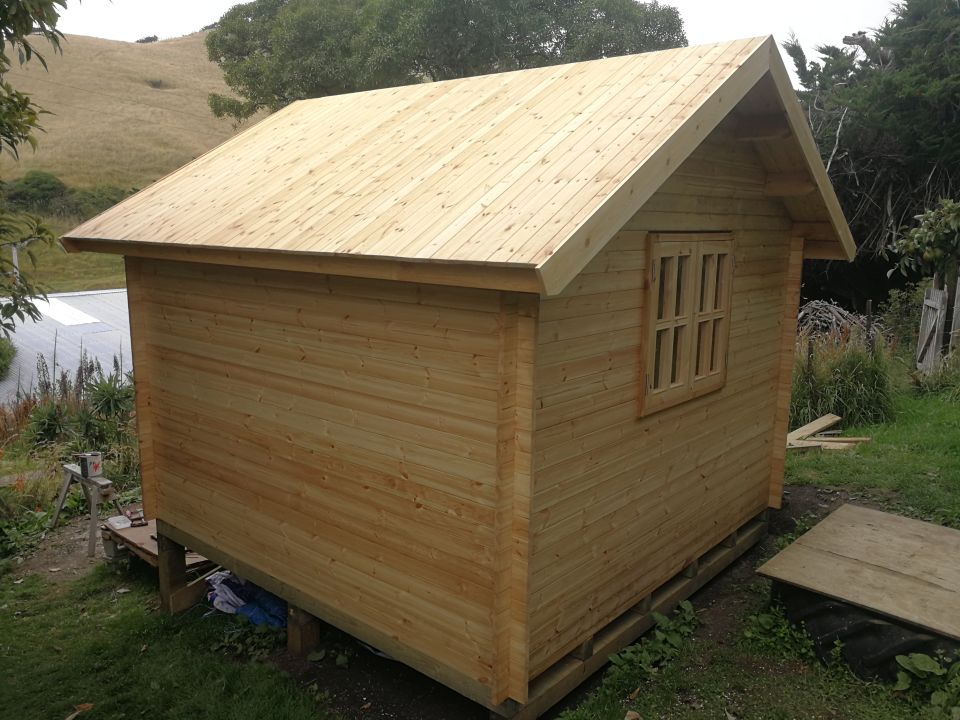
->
xmin=786 ymin=414 xmax=871 ymax=452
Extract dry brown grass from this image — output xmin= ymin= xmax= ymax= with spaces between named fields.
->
xmin=0 ymin=32 xmax=241 ymax=188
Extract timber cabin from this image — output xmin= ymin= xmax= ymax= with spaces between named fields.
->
xmin=63 ymin=37 xmax=855 ymax=718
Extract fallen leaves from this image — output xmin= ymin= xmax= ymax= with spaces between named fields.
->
xmin=624 ymin=711 xmax=642 ymax=720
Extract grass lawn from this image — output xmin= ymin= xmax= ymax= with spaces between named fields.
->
xmin=19 ymin=216 xmax=126 ymax=292
xmin=0 ymin=566 xmax=334 ymax=720
xmin=621 ymin=634 xmax=914 ymax=720
xmin=786 ymin=390 xmax=960 ymax=528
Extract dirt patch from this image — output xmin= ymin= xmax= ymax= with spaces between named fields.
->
xmin=275 ymin=646 xmax=486 ymax=720
xmin=11 ymin=515 xmax=103 ymax=583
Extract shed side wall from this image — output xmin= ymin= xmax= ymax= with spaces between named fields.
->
xmin=528 ymin=128 xmax=794 ymax=676
xmin=129 ymin=261 xmax=507 ymax=701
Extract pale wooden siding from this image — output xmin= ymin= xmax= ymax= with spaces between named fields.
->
xmin=129 ymin=259 xmax=521 ymax=701
xmin=527 ymin=129 xmax=793 ymax=676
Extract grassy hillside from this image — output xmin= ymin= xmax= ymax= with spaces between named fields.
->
xmin=0 ymin=32 xmax=238 ymax=188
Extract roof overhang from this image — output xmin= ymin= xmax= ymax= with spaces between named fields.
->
xmin=63 ymin=36 xmax=855 ymax=296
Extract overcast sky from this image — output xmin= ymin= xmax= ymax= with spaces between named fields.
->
xmin=57 ymin=0 xmax=896 ymax=75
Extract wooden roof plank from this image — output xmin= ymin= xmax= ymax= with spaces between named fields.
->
xmin=63 ymin=36 xmax=854 ymax=293
xmin=456 ymin=40 xmax=748 ymax=265
xmin=392 ymin=50 xmax=685 ymax=262
xmin=316 ymin=58 xmax=628 ymax=258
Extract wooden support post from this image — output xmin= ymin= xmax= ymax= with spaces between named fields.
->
xmin=683 ymin=559 xmax=699 ymax=579
xmin=721 ymin=530 xmax=739 ymax=548
xmin=287 ymin=605 xmax=322 ymax=656
xmin=769 ymin=236 xmax=805 ymax=508
xmin=87 ymin=484 xmax=100 ymax=558
xmin=635 ymin=594 xmax=653 ymax=614
xmin=158 ymin=533 xmax=187 ymax=614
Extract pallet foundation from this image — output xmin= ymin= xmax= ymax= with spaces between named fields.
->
xmin=157 ymin=512 xmax=765 ymax=720
xmin=487 ymin=511 xmax=767 ymax=719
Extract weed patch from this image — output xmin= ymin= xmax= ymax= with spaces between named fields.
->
xmin=558 ymin=601 xmax=698 ymax=720
xmin=790 ymin=330 xmax=894 ymax=429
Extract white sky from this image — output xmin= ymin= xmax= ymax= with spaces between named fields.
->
xmin=57 ymin=0 xmax=896 ymax=75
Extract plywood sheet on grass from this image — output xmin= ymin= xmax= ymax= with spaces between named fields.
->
xmin=759 ymin=504 xmax=960 ymax=641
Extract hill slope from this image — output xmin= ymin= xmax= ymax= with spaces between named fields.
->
xmin=0 ymin=32 xmax=239 ymax=188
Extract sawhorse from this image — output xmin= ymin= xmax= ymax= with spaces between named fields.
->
xmin=49 ymin=463 xmax=121 ymax=557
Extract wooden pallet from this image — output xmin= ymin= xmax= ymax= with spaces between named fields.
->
xmin=491 ymin=511 xmax=768 ymax=719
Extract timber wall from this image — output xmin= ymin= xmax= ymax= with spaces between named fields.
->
xmin=527 ymin=127 xmax=795 ymax=677
xmin=125 ymin=259 xmax=536 ymax=705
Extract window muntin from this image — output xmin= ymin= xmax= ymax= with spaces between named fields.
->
xmin=641 ymin=233 xmax=734 ymax=416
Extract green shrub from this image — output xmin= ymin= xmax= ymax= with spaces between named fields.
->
xmin=0 ymin=338 xmax=15 ymax=380
xmin=3 ymin=170 xmax=68 ymax=209
xmin=26 ymin=401 xmax=66 ymax=444
xmin=790 ymin=331 xmax=895 ymax=429
xmin=1 ymin=171 xmax=132 ymax=219
xmin=881 ymin=283 xmax=927 ymax=354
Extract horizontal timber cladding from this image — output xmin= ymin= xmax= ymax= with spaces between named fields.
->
xmin=527 ymin=130 xmax=793 ymax=677
xmin=129 ymin=258 xmax=536 ymax=706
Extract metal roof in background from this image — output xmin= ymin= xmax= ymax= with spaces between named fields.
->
xmin=0 ymin=289 xmax=131 ymax=402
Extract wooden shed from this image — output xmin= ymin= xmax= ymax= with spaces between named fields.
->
xmin=63 ymin=36 xmax=855 ymax=717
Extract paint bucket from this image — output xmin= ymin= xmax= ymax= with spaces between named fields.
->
xmin=76 ymin=452 xmax=103 ymax=478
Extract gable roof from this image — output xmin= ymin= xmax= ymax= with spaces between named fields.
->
xmin=63 ymin=36 xmax=855 ymax=295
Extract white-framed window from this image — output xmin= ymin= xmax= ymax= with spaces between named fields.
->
xmin=640 ymin=232 xmax=735 ymax=416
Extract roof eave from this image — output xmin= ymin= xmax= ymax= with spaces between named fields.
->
xmin=63 ymin=237 xmax=547 ymax=294
xmin=764 ymin=45 xmax=857 ymax=262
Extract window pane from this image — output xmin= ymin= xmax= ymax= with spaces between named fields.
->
xmin=675 ymin=255 xmax=688 ymax=318
xmin=671 ymin=325 xmax=684 ymax=384
xmin=653 ymin=329 xmax=664 ymax=389
xmin=699 ymin=255 xmax=709 ymax=312
xmin=657 ymin=256 xmax=670 ymax=320
xmin=710 ymin=318 xmax=721 ymax=372
xmin=714 ymin=253 xmax=728 ymax=310
xmin=696 ymin=320 xmax=710 ymax=376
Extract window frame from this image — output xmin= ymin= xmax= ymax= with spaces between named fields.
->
xmin=639 ymin=232 xmax=735 ymax=417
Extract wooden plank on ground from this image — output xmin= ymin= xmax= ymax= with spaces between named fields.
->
xmin=758 ymin=504 xmax=960 ymax=641
xmin=786 ymin=414 xmax=841 ymax=442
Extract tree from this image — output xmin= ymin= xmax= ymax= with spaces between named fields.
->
xmin=891 ymin=198 xmax=960 ymax=351
xmin=784 ymin=0 xmax=960 ymax=257
xmin=206 ymin=0 xmax=686 ymax=121
xmin=0 ymin=1 xmax=63 ymax=334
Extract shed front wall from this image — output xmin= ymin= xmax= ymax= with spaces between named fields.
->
xmin=125 ymin=258 xmax=535 ymax=705
xmin=528 ymin=128 xmax=794 ymax=676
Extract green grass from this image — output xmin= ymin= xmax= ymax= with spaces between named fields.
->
xmin=0 ymin=567 xmax=335 ymax=720
xmin=621 ymin=631 xmax=916 ymax=720
xmin=20 ymin=215 xmax=125 ymax=292
xmin=786 ymin=391 xmax=960 ymax=527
